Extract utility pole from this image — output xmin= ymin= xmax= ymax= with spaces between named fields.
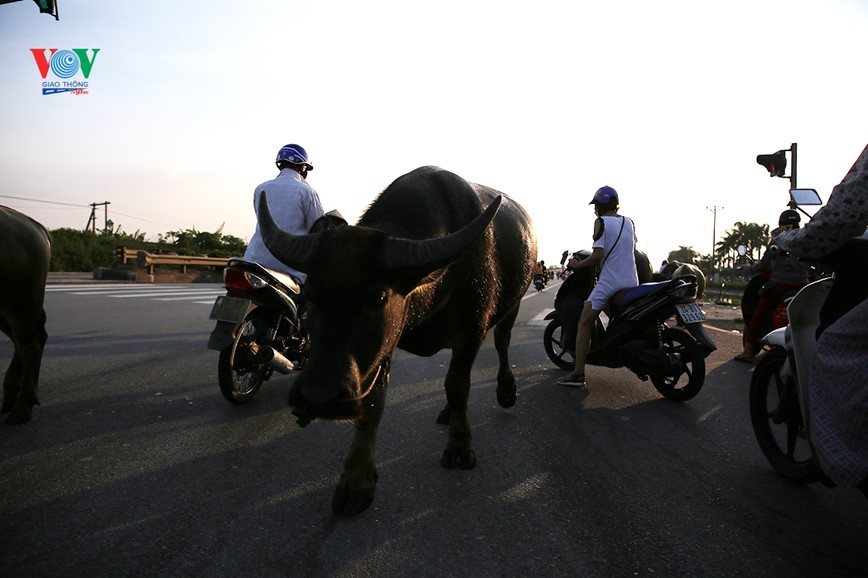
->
xmin=85 ymin=201 xmax=111 ymax=233
xmin=706 ymin=205 xmax=723 ymax=282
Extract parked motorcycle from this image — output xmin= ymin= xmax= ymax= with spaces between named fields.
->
xmin=207 ymin=258 xmax=309 ymax=404
xmin=543 ymin=251 xmax=717 ymax=401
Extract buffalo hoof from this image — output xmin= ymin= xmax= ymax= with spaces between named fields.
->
xmin=497 ymin=388 xmax=516 ymax=409
xmin=441 ymin=447 xmax=476 ymax=470
xmin=331 ymin=468 xmax=378 ymax=516
xmin=4 ymin=402 xmax=33 ymax=425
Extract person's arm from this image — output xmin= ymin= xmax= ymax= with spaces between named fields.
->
xmin=302 ymin=188 xmax=326 ymax=231
xmin=774 ymin=144 xmax=868 ymax=258
xmin=568 ymin=248 xmax=604 ymax=270
xmin=748 ymin=246 xmax=776 ymax=274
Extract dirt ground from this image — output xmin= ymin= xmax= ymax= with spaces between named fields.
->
xmin=699 ymin=299 xmax=744 ymax=333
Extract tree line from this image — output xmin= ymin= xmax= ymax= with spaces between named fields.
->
xmin=667 ymin=221 xmax=770 ymax=276
xmin=48 ymin=226 xmax=247 ymax=272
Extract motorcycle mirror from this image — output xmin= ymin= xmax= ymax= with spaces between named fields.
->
xmin=789 ymin=188 xmax=822 ymax=206
xmin=737 ymin=245 xmax=747 ymax=256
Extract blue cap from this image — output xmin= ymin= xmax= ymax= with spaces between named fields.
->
xmin=590 ymin=185 xmax=618 ymax=205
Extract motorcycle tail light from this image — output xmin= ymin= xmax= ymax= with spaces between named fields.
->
xmin=224 ymin=268 xmax=267 ymax=291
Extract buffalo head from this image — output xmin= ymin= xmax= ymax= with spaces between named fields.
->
xmin=257 ymin=192 xmax=502 ymax=423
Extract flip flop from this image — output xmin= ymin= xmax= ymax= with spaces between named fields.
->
xmin=733 ymin=355 xmax=756 ymax=363
xmin=557 ymin=373 xmax=586 ymax=387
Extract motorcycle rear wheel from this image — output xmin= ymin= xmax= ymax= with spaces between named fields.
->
xmin=650 ymin=327 xmax=705 ymax=401
xmin=749 ymin=347 xmax=823 ymax=484
xmin=543 ymin=318 xmax=575 ymax=370
xmin=217 ymin=313 xmax=271 ymax=404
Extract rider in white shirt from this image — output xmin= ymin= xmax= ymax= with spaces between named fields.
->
xmin=243 ymin=144 xmax=324 ymax=284
xmin=557 ymin=186 xmax=639 ymax=388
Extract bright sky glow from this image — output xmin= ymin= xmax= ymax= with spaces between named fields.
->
xmin=1 ymin=0 xmax=866 ymax=266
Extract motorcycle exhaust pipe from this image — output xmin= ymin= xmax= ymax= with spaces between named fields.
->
xmin=257 ymin=345 xmax=294 ymax=374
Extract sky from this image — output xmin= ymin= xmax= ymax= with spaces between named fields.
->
xmin=1 ymin=0 xmax=866 ymax=268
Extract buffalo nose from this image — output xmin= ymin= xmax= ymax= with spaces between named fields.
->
xmin=293 ymin=378 xmax=342 ymax=406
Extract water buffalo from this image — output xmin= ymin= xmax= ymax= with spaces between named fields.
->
xmin=0 ymin=206 xmax=51 ymax=424
xmin=259 ymin=166 xmax=537 ymax=515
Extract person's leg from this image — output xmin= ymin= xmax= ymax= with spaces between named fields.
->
xmin=558 ymin=301 xmax=600 ymax=387
xmin=739 ymin=294 xmax=775 ymax=360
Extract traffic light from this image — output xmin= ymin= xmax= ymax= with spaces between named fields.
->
xmin=32 ymin=0 xmax=58 ymax=19
xmin=756 ymin=151 xmax=787 ymax=178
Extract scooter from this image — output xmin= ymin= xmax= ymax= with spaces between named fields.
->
xmin=544 ymin=252 xmax=717 ymax=401
xmin=206 ymin=258 xmax=309 ymax=404
xmin=749 ymin=190 xmax=868 ymax=491
xmin=205 ymin=210 xmax=347 ymax=404
xmin=533 ymin=274 xmax=546 ymax=291
xmin=737 ymin=244 xmax=808 ymax=356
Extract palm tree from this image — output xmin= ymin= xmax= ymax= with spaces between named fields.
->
xmin=717 ymin=221 xmax=770 ymax=266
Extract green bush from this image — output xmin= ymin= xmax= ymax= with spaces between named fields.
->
xmin=48 ymin=227 xmax=247 ymax=272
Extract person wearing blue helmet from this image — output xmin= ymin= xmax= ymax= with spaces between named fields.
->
xmin=243 ymin=144 xmax=324 ymax=283
xmin=557 ymin=185 xmax=639 ymax=387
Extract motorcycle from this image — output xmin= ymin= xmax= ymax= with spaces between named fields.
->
xmin=750 ymin=183 xmax=868 ymax=494
xmin=207 ymin=258 xmax=309 ymax=404
xmin=544 ymin=251 xmax=717 ymax=401
xmin=206 ymin=211 xmax=346 ymax=404
xmin=749 ymin=189 xmax=867 ymax=489
xmin=737 ymin=244 xmax=808 ymax=356
xmin=750 ymin=235 xmax=868 ymax=487
xmin=533 ymin=274 xmax=546 ymax=291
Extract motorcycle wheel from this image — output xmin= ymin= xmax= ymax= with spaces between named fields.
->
xmin=217 ymin=311 xmax=271 ymax=404
xmin=543 ymin=318 xmax=575 ymax=370
xmin=749 ymin=347 xmax=823 ymax=484
xmin=650 ymin=327 xmax=705 ymax=401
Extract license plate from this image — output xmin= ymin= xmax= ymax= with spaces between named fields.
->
xmin=209 ymin=295 xmax=251 ymax=323
xmin=675 ymin=303 xmax=705 ymax=324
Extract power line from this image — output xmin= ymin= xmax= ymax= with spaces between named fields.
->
xmin=0 ymin=193 xmax=86 ymax=208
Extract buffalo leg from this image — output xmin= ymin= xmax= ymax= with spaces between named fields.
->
xmin=2 ymin=311 xmax=46 ymax=424
xmin=332 ymin=368 xmax=389 ymax=516
xmin=493 ymin=304 xmax=519 ymax=408
xmin=1 ymin=352 xmax=23 ymax=415
xmin=440 ymin=341 xmax=481 ymax=470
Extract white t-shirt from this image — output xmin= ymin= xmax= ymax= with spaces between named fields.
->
xmin=587 ymin=215 xmax=639 ymax=310
xmin=243 ymin=169 xmax=324 ymax=282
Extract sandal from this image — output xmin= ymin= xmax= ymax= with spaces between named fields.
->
xmin=733 ymin=354 xmax=756 ymax=364
xmin=557 ymin=372 xmax=586 ymax=388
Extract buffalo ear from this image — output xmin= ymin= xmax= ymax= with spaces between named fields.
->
xmin=381 ymin=196 xmax=502 ymax=273
xmin=257 ymin=191 xmax=320 ymax=271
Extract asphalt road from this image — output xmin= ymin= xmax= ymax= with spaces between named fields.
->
xmin=0 ymin=281 xmax=865 ymax=577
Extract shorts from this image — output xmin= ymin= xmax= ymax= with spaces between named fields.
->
xmin=588 ymin=280 xmax=635 ymax=311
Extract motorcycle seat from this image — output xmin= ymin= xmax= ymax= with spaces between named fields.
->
xmin=613 ymin=278 xmax=685 ymax=307
xmin=264 ymin=268 xmax=301 ymax=295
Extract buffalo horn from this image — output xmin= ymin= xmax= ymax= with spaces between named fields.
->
xmin=381 ymin=195 xmax=502 ymax=270
xmin=257 ymin=191 xmax=320 ymax=271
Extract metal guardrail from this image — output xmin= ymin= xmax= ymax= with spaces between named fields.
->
xmin=115 ymin=247 xmax=228 ymax=274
